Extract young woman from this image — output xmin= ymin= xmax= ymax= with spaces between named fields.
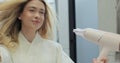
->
xmin=0 ymin=0 xmax=74 ymax=63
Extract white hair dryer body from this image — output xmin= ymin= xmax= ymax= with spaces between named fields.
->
xmin=73 ymin=28 xmax=120 ymax=60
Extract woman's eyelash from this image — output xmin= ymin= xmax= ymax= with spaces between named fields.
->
xmin=29 ymin=9 xmax=35 ymax=12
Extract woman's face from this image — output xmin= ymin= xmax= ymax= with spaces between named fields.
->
xmin=19 ymin=0 xmax=46 ymax=31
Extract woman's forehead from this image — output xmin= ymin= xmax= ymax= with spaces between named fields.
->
xmin=25 ymin=0 xmax=45 ymax=10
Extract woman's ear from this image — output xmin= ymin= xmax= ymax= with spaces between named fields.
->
xmin=18 ymin=16 xmax=21 ymax=20
xmin=18 ymin=13 xmax=23 ymax=20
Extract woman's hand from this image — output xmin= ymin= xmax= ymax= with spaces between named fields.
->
xmin=93 ymin=57 xmax=108 ymax=63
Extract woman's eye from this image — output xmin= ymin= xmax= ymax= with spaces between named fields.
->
xmin=39 ymin=11 xmax=45 ymax=15
xmin=29 ymin=9 xmax=35 ymax=12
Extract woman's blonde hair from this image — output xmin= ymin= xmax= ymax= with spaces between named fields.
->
xmin=0 ymin=0 xmax=56 ymax=52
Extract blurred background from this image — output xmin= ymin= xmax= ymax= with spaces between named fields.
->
xmin=0 ymin=0 xmax=120 ymax=63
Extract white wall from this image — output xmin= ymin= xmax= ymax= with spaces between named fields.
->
xmin=0 ymin=0 xmax=4 ymax=2
xmin=57 ymin=0 xmax=70 ymax=55
xmin=45 ymin=0 xmax=70 ymax=55
xmin=98 ymin=0 xmax=117 ymax=33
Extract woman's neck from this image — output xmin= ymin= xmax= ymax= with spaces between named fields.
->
xmin=21 ymin=28 xmax=36 ymax=43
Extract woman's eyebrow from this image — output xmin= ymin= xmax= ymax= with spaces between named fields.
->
xmin=27 ymin=6 xmax=45 ymax=11
xmin=27 ymin=6 xmax=37 ymax=9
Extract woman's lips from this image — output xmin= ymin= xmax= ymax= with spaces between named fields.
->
xmin=32 ymin=21 xmax=40 ymax=24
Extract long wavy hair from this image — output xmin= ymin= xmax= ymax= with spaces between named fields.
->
xmin=0 ymin=0 xmax=55 ymax=52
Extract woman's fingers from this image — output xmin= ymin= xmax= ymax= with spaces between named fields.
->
xmin=93 ymin=57 xmax=108 ymax=63
xmin=101 ymin=57 xmax=108 ymax=63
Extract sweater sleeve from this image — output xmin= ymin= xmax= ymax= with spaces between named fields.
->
xmin=56 ymin=44 xmax=74 ymax=63
xmin=0 ymin=45 xmax=13 ymax=63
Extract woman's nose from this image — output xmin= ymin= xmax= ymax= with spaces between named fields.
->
xmin=34 ymin=12 xmax=40 ymax=19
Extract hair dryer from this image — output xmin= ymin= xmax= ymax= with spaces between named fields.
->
xmin=73 ymin=28 xmax=120 ymax=60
